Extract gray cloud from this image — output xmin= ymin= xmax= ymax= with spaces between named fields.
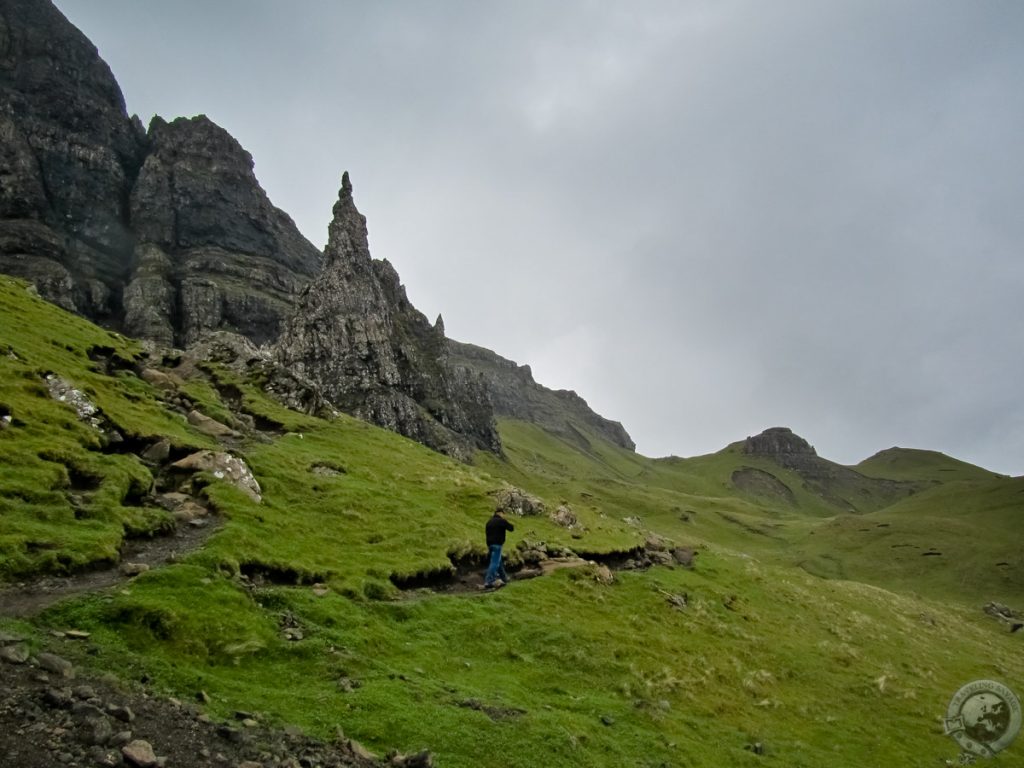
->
xmin=58 ymin=0 xmax=1024 ymax=474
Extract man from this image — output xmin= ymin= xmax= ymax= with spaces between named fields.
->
xmin=484 ymin=509 xmax=514 ymax=589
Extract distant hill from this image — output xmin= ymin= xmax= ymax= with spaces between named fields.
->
xmin=854 ymin=446 xmax=1005 ymax=483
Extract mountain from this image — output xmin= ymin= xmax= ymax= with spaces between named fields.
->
xmin=0 ymin=0 xmax=513 ymax=457
xmin=124 ymin=114 xmax=323 ymax=347
xmin=274 ymin=174 xmax=500 ymax=460
xmin=1 ymin=275 xmax=1021 ymax=768
xmin=448 ymin=339 xmax=635 ymax=451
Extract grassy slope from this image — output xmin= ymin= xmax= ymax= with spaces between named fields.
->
xmin=1 ymin=275 xmax=1022 ymax=767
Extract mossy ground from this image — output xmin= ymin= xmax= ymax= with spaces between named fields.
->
xmin=1 ymin=275 xmax=1022 ymax=766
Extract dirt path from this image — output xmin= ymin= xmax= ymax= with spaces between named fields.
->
xmin=0 ymin=518 xmax=221 ymax=618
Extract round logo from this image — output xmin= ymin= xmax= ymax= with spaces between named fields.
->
xmin=944 ymin=680 xmax=1022 ymax=758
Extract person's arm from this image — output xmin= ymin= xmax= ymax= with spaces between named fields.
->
xmin=504 ymin=518 xmax=514 ymax=532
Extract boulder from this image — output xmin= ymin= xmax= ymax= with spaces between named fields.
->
xmin=187 ymin=409 xmax=239 ymax=438
xmin=492 ymin=486 xmax=546 ymax=517
xmin=171 ymin=450 xmax=261 ymax=502
xmin=550 ymin=504 xmax=578 ymax=528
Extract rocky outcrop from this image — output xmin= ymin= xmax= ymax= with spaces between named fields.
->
xmin=274 ymin=173 xmax=500 ymax=460
xmin=743 ymin=427 xmax=816 ymax=457
xmin=0 ymin=0 xmax=144 ymax=320
xmin=448 ymin=340 xmax=635 ymax=451
xmin=741 ymin=427 xmax=921 ymax=513
xmin=124 ymin=115 xmax=322 ymax=346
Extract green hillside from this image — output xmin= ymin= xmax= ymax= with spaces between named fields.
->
xmin=1 ymin=275 xmax=1022 ymax=767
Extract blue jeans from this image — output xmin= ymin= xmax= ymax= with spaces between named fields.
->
xmin=485 ymin=544 xmax=508 ymax=585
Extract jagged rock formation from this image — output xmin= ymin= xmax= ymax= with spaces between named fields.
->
xmin=448 ymin=340 xmax=635 ymax=451
xmin=124 ymin=116 xmax=322 ymax=347
xmin=0 ymin=0 xmax=144 ymax=320
xmin=274 ymin=174 xmax=501 ymax=460
xmin=744 ymin=427 xmax=816 ymax=458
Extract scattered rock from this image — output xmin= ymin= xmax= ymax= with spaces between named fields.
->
xmin=120 ymin=563 xmax=151 ymax=577
xmin=171 ymin=450 xmax=262 ymax=502
xmin=187 ymin=409 xmax=240 ymax=438
xmin=140 ymin=369 xmax=180 ymax=391
xmin=140 ymin=439 xmax=172 ymax=463
xmin=37 ymin=653 xmax=74 ymax=679
xmin=550 ymin=504 xmax=579 ymax=528
xmin=0 ymin=644 xmax=30 ymax=664
xmin=492 ymin=485 xmax=546 ymax=517
xmin=65 ymin=629 xmax=91 ymax=640
xmin=670 ymin=547 xmax=696 ymax=568
xmin=122 ymin=739 xmax=159 ymax=767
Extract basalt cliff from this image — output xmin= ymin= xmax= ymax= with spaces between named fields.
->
xmin=0 ymin=0 xmax=632 ymax=458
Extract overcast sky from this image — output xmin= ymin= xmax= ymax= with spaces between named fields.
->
xmin=57 ymin=1 xmax=1024 ymax=475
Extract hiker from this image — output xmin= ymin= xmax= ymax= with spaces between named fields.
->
xmin=484 ymin=509 xmax=514 ymax=588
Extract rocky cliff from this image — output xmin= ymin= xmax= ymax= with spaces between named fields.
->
xmin=0 ymin=0 xmax=143 ymax=321
xmin=0 ymin=0 xmax=641 ymax=461
xmin=448 ymin=340 xmax=635 ymax=452
xmin=124 ymin=115 xmax=322 ymax=347
xmin=274 ymin=174 xmax=501 ymax=460
xmin=0 ymin=0 xmax=321 ymax=346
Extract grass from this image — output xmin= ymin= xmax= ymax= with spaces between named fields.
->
xmin=2 ymin=273 xmax=1023 ymax=766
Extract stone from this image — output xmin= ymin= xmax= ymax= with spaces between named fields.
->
xmin=65 ymin=629 xmax=91 ymax=640
xmin=121 ymin=739 xmax=159 ymax=768
xmin=110 ymin=730 xmax=133 ymax=747
xmin=37 ymin=652 xmax=74 ymax=678
xmin=43 ymin=687 xmax=73 ymax=709
xmin=492 ymin=486 xmax=546 ymax=517
xmin=107 ymin=705 xmax=135 ymax=723
xmin=187 ymin=409 xmax=240 ymax=438
xmin=171 ymin=450 xmax=261 ymax=502
xmin=141 ymin=440 xmax=172 ymax=464
xmin=273 ymin=173 xmax=500 ymax=461
xmin=0 ymin=631 xmax=23 ymax=645
xmin=671 ymin=547 xmax=696 ymax=568
xmin=139 ymin=368 xmax=180 ymax=391
xmin=550 ymin=504 xmax=578 ymax=528
xmin=84 ymin=715 xmax=113 ymax=746
xmin=120 ymin=563 xmax=150 ymax=577
xmin=0 ymin=643 xmax=30 ymax=664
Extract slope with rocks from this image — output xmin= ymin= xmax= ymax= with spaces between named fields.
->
xmin=2 ymin=277 xmax=1023 ymax=768
xmin=448 ymin=339 xmax=635 ymax=452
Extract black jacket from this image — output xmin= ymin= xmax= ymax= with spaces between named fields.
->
xmin=485 ymin=514 xmax=514 ymax=546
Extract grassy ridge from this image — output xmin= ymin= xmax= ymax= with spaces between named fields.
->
xmin=1 ymin=274 xmax=1023 ymax=766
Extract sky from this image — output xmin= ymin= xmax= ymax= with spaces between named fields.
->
xmin=56 ymin=0 xmax=1024 ymax=475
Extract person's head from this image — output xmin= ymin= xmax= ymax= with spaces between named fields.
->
xmin=494 ymin=509 xmax=504 ymax=518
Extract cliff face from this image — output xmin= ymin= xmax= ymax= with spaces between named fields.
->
xmin=0 ymin=0 xmax=144 ymax=321
xmin=448 ymin=340 xmax=636 ymax=452
xmin=0 ymin=0 xmax=321 ymax=346
xmin=124 ymin=115 xmax=322 ymax=347
xmin=274 ymin=174 xmax=501 ymax=460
